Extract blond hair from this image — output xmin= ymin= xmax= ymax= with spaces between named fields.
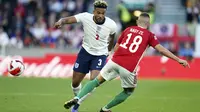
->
xmin=93 ymin=0 xmax=108 ymax=9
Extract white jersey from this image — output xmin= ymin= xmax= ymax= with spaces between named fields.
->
xmin=74 ymin=12 xmax=117 ymax=56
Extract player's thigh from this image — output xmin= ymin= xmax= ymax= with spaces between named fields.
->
xmin=118 ymin=67 xmax=137 ymax=88
xmin=100 ymin=60 xmax=118 ymax=81
xmin=120 ymin=74 xmax=137 ymax=88
xmin=90 ymin=55 xmax=107 ymax=71
xmin=90 ymin=70 xmax=100 ymax=80
xmin=73 ymin=47 xmax=91 ymax=74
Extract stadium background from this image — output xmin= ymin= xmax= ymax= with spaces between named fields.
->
xmin=0 ymin=0 xmax=200 ymax=112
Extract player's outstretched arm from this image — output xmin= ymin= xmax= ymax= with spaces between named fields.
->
xmin=155 ymin=44 xmax=190 ymax=68
xmin=54 ymin=16 xmax=77 ymax=28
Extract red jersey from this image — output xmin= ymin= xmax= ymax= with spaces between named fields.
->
xmin=112 ymin=26 xmax=159 ymax=72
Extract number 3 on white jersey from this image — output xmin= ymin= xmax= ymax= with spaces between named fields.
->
xmin=120 ymin=33 xmax=142 ymax=53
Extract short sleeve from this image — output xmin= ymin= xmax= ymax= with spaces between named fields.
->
xmin=149 ymin=33 xmax=159 ymax=48
xmin=74 ymin=12 xmax=88 ymax=23
xmin=110 ymin=21 xmax=117 ymax=35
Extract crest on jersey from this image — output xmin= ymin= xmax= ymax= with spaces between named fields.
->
xmin=75 ymin=63 xmax=79 ymax=68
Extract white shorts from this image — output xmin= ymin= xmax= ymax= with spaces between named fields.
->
xmin=100 ymin=60 xmax=137 ymax=88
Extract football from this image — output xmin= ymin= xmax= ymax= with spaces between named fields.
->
xmin=8 ymin=59 xmax=25 ymax=76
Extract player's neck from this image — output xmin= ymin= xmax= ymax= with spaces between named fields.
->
xmin=93 ymin=16 xmax=105 ymax=25
xmin=138 ymin=25 xmax=147 ymax=29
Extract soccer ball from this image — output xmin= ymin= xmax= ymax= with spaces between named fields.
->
xmin=8 ymin=59 xmax=25 ymax=76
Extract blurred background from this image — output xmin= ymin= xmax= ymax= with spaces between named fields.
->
xmin=0 ymin=0 xmax=199 ymax=78
xmin=0 ymin=0 xmax=197 ymax=57
xmin=0 ymin=1 xmax=200 ymax=112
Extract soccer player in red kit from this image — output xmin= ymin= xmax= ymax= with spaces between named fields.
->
xmin=64 ymin=12 xmax=190 ymax=112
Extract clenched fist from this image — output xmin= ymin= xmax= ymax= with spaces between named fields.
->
xmin=178 ymin=59 xmax=190 ymax=68
xmin=54 ymin=19 xmax=63 ymax=28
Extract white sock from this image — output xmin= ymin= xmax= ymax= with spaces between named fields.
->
xmin=78 ymin=88 xmax=96 ymax=104
xmin=71 ymin=83 xmax=82 ymax=96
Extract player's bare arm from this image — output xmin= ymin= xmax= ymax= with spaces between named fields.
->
xmin=113 ymin=43 xmax=119 ymax=52
xmin=54 ymin=16 xmax=77 ymax=28
xmin=108 ymin=33 xmax=116 ymax=52
xmin=155 ymin=44 xmax=190 ymax=68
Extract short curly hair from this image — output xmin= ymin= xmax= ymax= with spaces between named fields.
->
xmin=93 ymin=0 xmax=108 ymax=9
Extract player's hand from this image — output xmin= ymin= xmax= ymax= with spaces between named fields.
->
xmin=54 ymin=19 xmax=63 ymax=28
xmin=178 ymin=59 xmax=190 ymax=68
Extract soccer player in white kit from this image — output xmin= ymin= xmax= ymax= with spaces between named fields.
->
xmin=64 ymin=13 xmax=190 ymax=112
xmin=54 ymin=0 xmax=117 ymax=112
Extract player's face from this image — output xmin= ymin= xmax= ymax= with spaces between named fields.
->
xmin=93 ymin=8 xmax=106 ymax=24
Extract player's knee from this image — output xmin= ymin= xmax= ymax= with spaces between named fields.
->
xmin=90 ymin=70 xmax=100 ymax=80
xmin=72 ymin=82 xmax=80 ymax=88
xmin=72 ymin=79 xmax=82 ymax=88
xmin=90 ymin=75 xmax=96 ymax=80
xmin=123 ymin=88 xmax=135 ymax=96
xmin=72 ymin=71 xmax=86 ymax=87
xmin=116 ymin=89 xmax=134 ymax=103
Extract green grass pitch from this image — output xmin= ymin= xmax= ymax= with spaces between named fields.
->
xmin=0 ymin=77 xmax=200 ymax=112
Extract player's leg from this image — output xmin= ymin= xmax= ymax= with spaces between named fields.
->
xmin=75 ymin=70 xmax=100 ymax=106
xmin=90 ymin=70 xmax=101 ymax=80
xmin=76 ymin=74 xmax=105 ymax=99
xmin=75 ymin=60 xmax=118 ymax=108
xmin=65 ymin=60 xmax=118 ymax=110
xmin=64 ymin=75 xmax=106 ymax=109
xmin=71 ymin=47 xmax=90 ymax=96
xmin=71 ymin=71 xmax=86 ymax=96
xmin=72 ymin=70 xmax=102 ymax=111
xmin=101 ymin=88 xmax=135 ymax=112
xmin=101 ymin=64 xmax=137 ymax=111
xmin=77 ymin=59 xmax=118 ymax=99
xmin=75 ymin=55 xmax=107 ymax=104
